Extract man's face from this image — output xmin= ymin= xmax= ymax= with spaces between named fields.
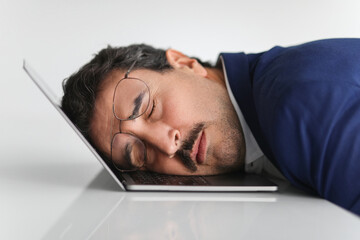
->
xmin=90 ymin=50 xmax=245 ymax=175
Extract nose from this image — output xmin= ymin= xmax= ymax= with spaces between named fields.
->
xmin=121 ymin=120 xmax=181 ymax=156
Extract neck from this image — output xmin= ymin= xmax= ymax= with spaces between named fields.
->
xmin=205 ymin=67 xmax=225 ymax=87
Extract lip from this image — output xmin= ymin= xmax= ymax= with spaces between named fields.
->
xmin=191 ymin=131 xmax=207 ymax=165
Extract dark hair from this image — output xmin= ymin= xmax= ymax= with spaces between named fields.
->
xmin=61 ymin=44 xmax=212 ymax=141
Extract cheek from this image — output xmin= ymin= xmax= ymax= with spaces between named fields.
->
xmin=161 ymin=89 xmax=208 ymax=124
xmin=161 ymin=92 xmax=193 ymax=123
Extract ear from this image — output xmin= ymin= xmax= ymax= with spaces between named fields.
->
xmin=166 ymin=49 xmax=207 ymax=77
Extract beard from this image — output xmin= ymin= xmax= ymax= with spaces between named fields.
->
xmin=207 ymin=88 xmax=245 ymax=174
xmin=213 ymin=112 xmax=245 ymax=173
xmin=175 ymin=91 xmax=245 ymax=175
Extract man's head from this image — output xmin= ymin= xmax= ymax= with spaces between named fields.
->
xmin=62 ymin=44 xmax=245 ymax=175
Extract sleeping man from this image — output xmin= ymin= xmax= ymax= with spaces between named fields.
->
xmin=62 ymin=39 xmax=360 ymax=215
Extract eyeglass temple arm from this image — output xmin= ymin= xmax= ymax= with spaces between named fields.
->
xmin=125 ymin=60 xmax=138 ymax=78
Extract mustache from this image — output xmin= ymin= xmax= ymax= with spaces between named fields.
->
xmin=175 ymin=123 xmax=205 ymax=172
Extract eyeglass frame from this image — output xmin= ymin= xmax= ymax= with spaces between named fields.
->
xmin=110 ymin=60 xmax=151 ymax=172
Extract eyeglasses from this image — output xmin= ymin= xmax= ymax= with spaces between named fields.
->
xmin=110 ymin=60 xmax=151 ymax=172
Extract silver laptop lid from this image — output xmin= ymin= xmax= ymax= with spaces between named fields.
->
xmin=23 ymin=60 xmax=126 ymax=191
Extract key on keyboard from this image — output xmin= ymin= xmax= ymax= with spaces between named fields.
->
xmin=129 ymin=171 xmax=210 ymax=185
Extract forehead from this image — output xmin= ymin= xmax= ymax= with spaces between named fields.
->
xmin=89 ymin=70 xmax=125 ymax=156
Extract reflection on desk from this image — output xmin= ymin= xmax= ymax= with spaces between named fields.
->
xmin=43 ymin=170 xmax=360 ymax=240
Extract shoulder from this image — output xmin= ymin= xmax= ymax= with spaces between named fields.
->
xmin=252 ymin=39 xmax=360 ymax=122
xmin=253 ymin=39 xmax=360 ymax=89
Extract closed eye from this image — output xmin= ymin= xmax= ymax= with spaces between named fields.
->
xmin=148 ymin=99 xmax=156 ymax=118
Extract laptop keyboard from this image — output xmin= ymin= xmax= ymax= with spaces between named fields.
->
xmin=128 ymin=171 xmax=210 ymax=186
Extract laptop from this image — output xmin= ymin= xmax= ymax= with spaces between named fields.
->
xmin=23 ymin=60 xmax=278 ymax=192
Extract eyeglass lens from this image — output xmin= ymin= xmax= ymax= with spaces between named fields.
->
xmin=111 ymin=133 xmax=146 ymax=170
xmin=111 ymin=78 xmax=150 ymax=170
xmin=113 ymin=78 xmax=150 ymax=120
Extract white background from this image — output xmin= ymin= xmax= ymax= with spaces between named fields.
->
xmin=1 ymin=0 xmax=360 ymax=239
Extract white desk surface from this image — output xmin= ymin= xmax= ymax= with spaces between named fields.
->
xmin=1 ymin=115 xmax=359 ymax=240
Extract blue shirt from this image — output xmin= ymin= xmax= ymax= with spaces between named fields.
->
xmin=221 ymin=39 xmax=360 ymax=215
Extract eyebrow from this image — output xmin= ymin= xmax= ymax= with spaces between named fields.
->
xmin=130 ymin=91 xmax=146 ymax=119
xmin=124 ymin=143 xmax=133 ymax=167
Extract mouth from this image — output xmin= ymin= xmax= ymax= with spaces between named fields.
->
xmin=191 ymin=131 xmax=207 ymax=165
